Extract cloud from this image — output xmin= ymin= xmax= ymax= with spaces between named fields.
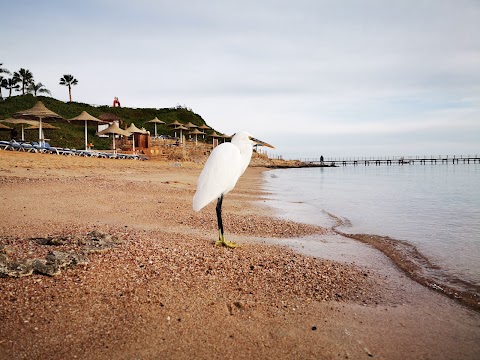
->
xmin=1 ymin=0 xmax=479 ymax=158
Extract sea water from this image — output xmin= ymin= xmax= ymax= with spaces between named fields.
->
xmin=263 ymin=163 xmax=480 ymax=286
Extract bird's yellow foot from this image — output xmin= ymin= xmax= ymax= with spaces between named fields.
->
xmin=215 ymin=232 xmax=238 ymax=248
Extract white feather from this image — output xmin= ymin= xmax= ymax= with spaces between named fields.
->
xmin=193 ymin=131 xmax=254 ymax=212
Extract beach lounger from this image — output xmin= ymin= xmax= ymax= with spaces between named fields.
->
xmin=0 ymin=141 xmax=11 ymax=150
xmin=95 ymin=152 xmax=117 ymax=159
xmin=85 ymin=151 xmax=102 ymax=158
xmin=18 ymin=142 xmax=37 ymax=153
xmin=4 ymin=141 xmax=22 ymax=151
xmin=0 ymin=141 xmax=148 ymax=160
xmin=2 ymin=141 xmax=37 ymax=153
xmin=31 ymin=142 xmax=59 ymax=154
xmin=74 ymin=150 xmax=95 ymax=157
xmin=58 ymin=148 xmax=77 ymax=156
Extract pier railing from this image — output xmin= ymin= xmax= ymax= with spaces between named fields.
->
xmin=300 ymin=155 xmax=480 ymax=166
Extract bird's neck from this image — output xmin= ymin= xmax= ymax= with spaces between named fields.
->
xmin=238 ymin=144 xmax=253 ymax=175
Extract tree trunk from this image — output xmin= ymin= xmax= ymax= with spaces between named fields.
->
xmin=68 ymin=85 xmax=72 ymax=102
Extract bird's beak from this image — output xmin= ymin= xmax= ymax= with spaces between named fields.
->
xmin=250 ymin=136 xmax=275 ymax=149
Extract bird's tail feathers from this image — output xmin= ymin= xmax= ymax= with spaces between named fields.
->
xmin=192 ymin=192 xmax=206 ymax=212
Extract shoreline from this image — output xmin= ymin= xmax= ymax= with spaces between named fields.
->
xmin=319 ymin=210 xmax=480 ymax=312
xmin=1 ymin=151 xmax=479 ymax=359
xmin=333 ymin=229 xmax=480 ymax=312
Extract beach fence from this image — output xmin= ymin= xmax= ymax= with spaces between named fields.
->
xmin=301 ymin=155 xmax=480 ymax=166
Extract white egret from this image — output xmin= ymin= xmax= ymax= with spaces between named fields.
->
xmin=193 ymin=131 xmax=275 ymax=248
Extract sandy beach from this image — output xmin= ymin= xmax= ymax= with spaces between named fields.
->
xmin=0 ymin=151 xmax=479 ymax=360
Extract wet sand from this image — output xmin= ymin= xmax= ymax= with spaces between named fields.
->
xmin=0 ymin=151 xmax=479 ymax=359
xmin=322 ymin=211 xmax=480 ymax=312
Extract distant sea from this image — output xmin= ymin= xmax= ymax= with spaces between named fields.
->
xmin=263 ymin=163 xmax=480 ymax=288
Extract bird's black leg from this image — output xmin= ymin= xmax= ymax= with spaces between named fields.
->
xmin=214 ymin=194 xmax=237 ymax=248
xmin=216 ymin=194 xmax=224 ymax=238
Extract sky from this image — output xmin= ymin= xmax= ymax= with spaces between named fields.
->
xmin=2 ymin=0 xmax=479 ymax=159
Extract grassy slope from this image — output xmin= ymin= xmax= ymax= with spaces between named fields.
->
xmin=0 ymin=95 xmax=210 ymax=149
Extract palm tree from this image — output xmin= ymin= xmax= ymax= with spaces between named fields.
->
xmin=0 ymin=63 xmax=10 ymax=76
xmin=59 ymin=74 xmax=78 ymax=102
xmin=4 ymin=78 xmax=20 ymax=97
xmin=0 ymin=77 xmax=5 ymax=100
xmin=28 ymin=82 xmax=51 ymax=97
xmin=13 ymin=68 xmax=34 ymax=95
xmin=0 ymin=63 xmax=11 ymax=100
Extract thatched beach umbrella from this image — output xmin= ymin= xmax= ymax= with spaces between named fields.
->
xmin=25 ymin=123 xmax=58 ymax=143
xmin=184 ymin=122 xmax=198 ymax=139
xmin=1 ymin=118 xmax=39 ymax=140
xmin=68 ymin=111 xmax=106 ymax=150
xmin=125 ymin=123 xmax=146 ymax=134
xmin=189 ymin=128 xmax=205 ymax=145
xmin=209 ymin=131 xmax=221 ymax=137
xmin=125 ymin=123 xmax=146 ymax=152
xmin=220 ymin=133 xmax=231 ymax=143
xmin=0 ymin=123 xmax=12 ymax=130
xmin=198 ymin=124 xmax=210 ymax=139
xmin=209 ymin=131 xmax=221 ymax=147
xmin=174 ymin=125 xmax=189 ymax=144
xmin=168 ymin=120 xmax=183 ymax=138
xmin=147 ymin=117 xmax=165 ymax=137
xmin=169 ymin=120 xmax=183 ymax=127
xmin=25 ymin=123 xmax=58 ymax=130
xmin=13 ymin=101 xmax=64 ymax=146
xmin=96 ymin=122 xmax=131 ymax=153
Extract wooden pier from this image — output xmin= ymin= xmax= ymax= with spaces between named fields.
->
xmin=303 ymin=155 xmax=480 ymax=166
